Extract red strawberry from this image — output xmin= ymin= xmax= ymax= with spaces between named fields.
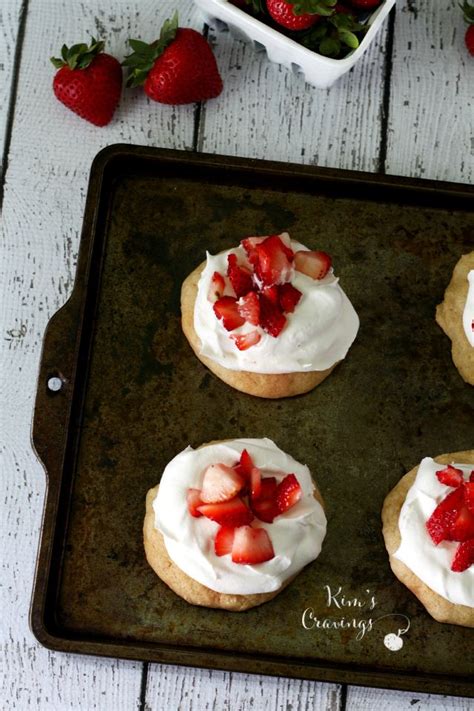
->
xmin=231 ymin=330 xmax=261 ymax=351
xmin=234 ymin=449 xmax=254 ymax=480
xmin=214 ymin=526 xmax=236 ymax=556
xmin=124 ymin=13 xmax=223 ymax=105
xmin=208 ymin=271 xmax=226 ymax=302
xmin=241 ymin=237 xmax=265 ymax=266
xmin=466 ymin=23 xmax=474 ymax=57
xmin=275 ymin=474 xmax=302 ymax=514
xmin=266 ymin=0 xmax=320 ymax=30
xmin=464 ymin=481 xmax=474 ymax=513
xmin=259 ymin=294 xmax=287 ymax=337
xmin=471 ymin=471 xmax=474 ymax=482
xmin=231 ymin=525 xmax=275 ymax=564
xmin=198 ymin=497 xmax=254 ymax=526
xmin=436 ymin=465 xmax=464 ymax=488
xmin=238 ymin=291 xmax=260 ymax=325
xmin=449 ymin=505 xmax=474 ymax=542
xmin=250 ymin=477 xmax=279 ymax=523
xmin=255 ymin=235 xmax=294 ymax=286
xmin=451 ymin=539 xmax=474 ymax=572
xmin=187 ymin=488 xmax=204 ymax=517
xmin=259 ymin=477 xmax=277 ymax=498
xmin=278 ymin=283 xmax=302 ymax=313
xmin=261 ymin=285 xmax=280 ymax=305
xmin=426 ymin=487 xmax=464 ymax=544
xmin=201 ymin=463 xmax=245 ymax=503
xmin=294 ymin=250 xmax=332 ymax=280
xmin=227 ymin=254 xmax=254 ymax=297
xmin=250 ymin=467 xmax=262 ymax=499
xmin=51 ymin=39 xmax=122 ymax=126
xmin=213 ymin=296 xmax=245 ymax=331
xmin=347 ymin=0 xmax=381 ymax=8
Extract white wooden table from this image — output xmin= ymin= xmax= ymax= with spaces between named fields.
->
xmin=1 ymin=0 xmax=472 ymax=709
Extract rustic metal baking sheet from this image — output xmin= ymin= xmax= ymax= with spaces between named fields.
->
xmin=31 ymin=145 xmax=474 ymax=696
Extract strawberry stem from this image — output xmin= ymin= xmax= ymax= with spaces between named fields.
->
xmin=50 ymin=37 xmax=105 ymax=70
xmin=123 ymin=11 xmax=179 ymax=88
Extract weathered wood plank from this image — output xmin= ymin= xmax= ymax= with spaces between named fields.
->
xmin=385 ymin=0 xmax=474 ymax=183
xmin=0 ymin=0 xmax=23 ymax=176
xmin=199 ymin=19 xmax=390 ymax=171
xmin=145 ymin=665 xmax=342 ymax=711
xmin=346 ymin=687 xmax=473 ymax=710
xmin=0 ymin=0 xmax=201 ymax=708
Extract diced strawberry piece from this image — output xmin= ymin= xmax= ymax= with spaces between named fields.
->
xmin=278 ymin=283 xmax=302 ymax=313
xmin=470 ymin=471 xmax=474 ymax=483
xmin=250 ymin=467 xmax=262 ymax=499
xmin=275 ymin=474 xmax=302 ymax=514
xmin=208 ymin=271 xmax=225 ymax=302
xmin=255 ymin=235 xmax=294 ymax=286
xmin=231 ymin=330 xmax=261 ymax=351
xmin=213 ymin=296 xmax=245 ymax=331
xmin=238 ymin=291 xmax=260 ymax=325
xmin=294 ymin=250 xmax=332 ymax=280
xmin=451 ymin=539 xmax=474 ymax=572
xmin=187 ymin=488 xmax=204 ymax=517
xmin=201 ymin=463 xmax=245 ymax=503
xmin=214 ymin=526 xmax=235 ymax=556
xmin=426 ymin=487 xmax=464 ymax=544
xmin=259 ymin=477 xmax=277 ymax=498
xmin=197 ymin=497 xmax=254 ymax=527
xmin=261 ymin=285 xmax=279 ymax=304
xmin=251 ymin=497 xmax=279 ymax=523
xmin=241 ymin=236 xmax=265 ymax=266
xmin=227 ymin=253 xmax=254 ymax=298
xmin=259 ymin=294 xmax=286 ymax=337
xmin=436 ymin=465 xmax=464 ymax=488
xmin=464 ymin=481 xmax=474 ymax=513
xmin=234 ymin=449 xmax=254 ymax=480
xmin=449 ymin=505 xmax=474 ymax=542
xmin=231 ymin=525 xmax=275 ymax=564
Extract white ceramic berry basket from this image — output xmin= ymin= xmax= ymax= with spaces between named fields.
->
xmin=194 ymin=0 xmax=396 ymax=88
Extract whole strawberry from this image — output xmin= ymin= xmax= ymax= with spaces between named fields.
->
xmin=462 ymin=1 xmax=474 ymax=55
xmin=124 ymin=13 xmax=223 ymax=105
xmin=51 ymin=39 xmax=122 ymax=126
xmin=266 ymin=0 xmax=337 ymax=30
xmin=347 ymin=0 xmax=381 ymax=9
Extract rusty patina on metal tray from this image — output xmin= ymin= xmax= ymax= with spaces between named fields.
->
xmin=31 ymin=145 xmax=474 ymax=696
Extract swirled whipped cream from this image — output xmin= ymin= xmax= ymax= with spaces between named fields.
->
xmin=394 ymin=457 xmax=473 ymax=607
xmin=194 ymin=240 xmax=359 ymax=374
xmin=462 ymin=270 xmax=474 ymax=347
xmin=153 ymin=438 xmax=327 ymax=595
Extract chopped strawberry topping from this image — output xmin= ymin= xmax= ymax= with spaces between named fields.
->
xmin=250 ymin=476 xmax=279 ymax=523
xmin=234 ymin=449 xmax=254 ymax=480
xmin=187 ymin=488 xmax=204 ymax=517
xmin=470 ymin=471 xmax=474 ymax=483
xmin=214 ymin=526 xmax=235 ymax=556
xmin=450 ymin=506 xmax=474 ymax=542
xmin=451 ymin=539 xmax=474 ymax=572
xmin=250 ymin=467 xmax=262 ymax=499
xmin=464 ymin=481 xmax=474 ymax=513
xmin=231 ymin=525 xmax=275 ymax=564
xmin=426 ymin=487 xmax=464 ymax=545
xmin=259 ymin=476 xmax=277 ymax=498
xmin=278 ymin=283 xmax=302 ymax=313
xmin=241 ymin=236 xmax=265 ymax=266
xmin=261 ymin=284 xmax=279 ymax=304
xmin=436 ymin=465 xmax=464 ymax=488
xmin=275 ymin=474 xmax=302 ymax=514
xmin=198 ymin=497 xmax=254 ymax=527
xmin=294 ymin=250 xmax=331 ymax=280
xmin=238 ymin=291 xmax=260 ymax=325
xmin=259 ymin=294 xmax=286 ymax=337
xmin=254 ymin=235 xmax=294 ymax=286
xmin=208 ymin=271 xmax=225 ymax=302
xmin=227 ymin=253 xmax=254 ymax=298
xmin=201 ymin=463 xmax=245 ymax=503
xmin=213 ymin=296 xmax=245 ymax=331
xmin=231 ymin=330 xmax=261 ymax=351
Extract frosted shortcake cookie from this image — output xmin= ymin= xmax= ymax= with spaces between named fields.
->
xmin=144 ymin=438 xmax=326 ymax=611
xmin=436 ymin=251 xmax=474 ymax=385
xmin=181 ymin=233 xmax=359 ymax=398
xmin=382 ymin=452 xmax=474 ymax=627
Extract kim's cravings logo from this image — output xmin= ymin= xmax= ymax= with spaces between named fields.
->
xmin=302 ymin=585 xmax=410 ymax=651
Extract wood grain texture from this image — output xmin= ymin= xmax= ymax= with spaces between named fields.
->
xmin=145 ymin=665 xmax=341 ymax=711
xmin=0 ymin=0 xmax=23 ymax=175
xmin=346 ymin=687 xmax=474 ymax=711
xmin=385 ymin=0 xmax=474 ymax=182
xmin=199 ymin=20 xmax=389 ymax=171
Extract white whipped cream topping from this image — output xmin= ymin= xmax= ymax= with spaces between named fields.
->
xmin=153 ymin=438 xmax=327 ymax=595
xmin=394 ymin=457 xmax=473 ymax=607
xmin=462 ymin=270 xmax=474 ymax=347
xmin=194 ymin=241 xmax=360 ymax=374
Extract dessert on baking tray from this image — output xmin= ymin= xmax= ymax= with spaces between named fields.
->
xmin=382 ymin=452 xmax=474 ymax=628
xmin=181 ymin=232 xmax=360 ymax=398
xmin=436 ymin=251 xmax=474 ymax=385
xmin=144 ymin=438 xmax=327 ymax=610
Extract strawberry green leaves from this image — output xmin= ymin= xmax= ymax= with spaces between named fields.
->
xmin=123 ymin=12 xmax=179 ymax=88
xmin=50 ymin=38 xmax=105 ymax=70
xmin=301 ymin=9 xmax=366 ymax=57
